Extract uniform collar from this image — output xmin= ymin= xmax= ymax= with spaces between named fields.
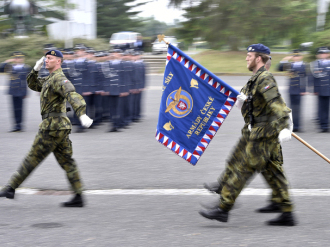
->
xmin=49 ymin=68 xmax=63 ymax=77
xmin=249 ymin=66 xmax=266 ymax=81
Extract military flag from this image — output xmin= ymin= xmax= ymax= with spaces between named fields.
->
xmin=156 ymin=43 xmax=239 ymax=165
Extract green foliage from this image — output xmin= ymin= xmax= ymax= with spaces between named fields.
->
xmin=37 ymin=0 xmax=76 ymax=17
xmin=171 ymin=0 xmax=316 ymax=50
xmin=97 ymin=0 xmax=144 ymax=39
xmin=135 ymin=17 xmax=169 ymax=38
xmin=0 ymin=35 xmax=109 ymax=67
xmin=308 ymin=4 xmax=330 ymax=58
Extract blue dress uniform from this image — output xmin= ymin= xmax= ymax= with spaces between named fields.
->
xmin=94 ymin=53 xmax=108 ymax=123
xmin=122 ymin=56 xmax=135 ymax=124
xmin=134 ymin=57 xmax=146 ymax=121
xmin=0 ymin=53 xmax=30 ymax=131
xmin=106 ymin=60 xmax=121 ymax=131
xmin=85 ymin=58 xmax=103 ymax=126
xmin=131 ymin=58 xmax=140 ymax=121
xmin=278 ymin=59 xmax=306 ymax=132
xmin=72 ymin=58 xmax=87 ymax=128
xmin=310 ymin=48 xmax=330 ymax=132
xmin=114 ymin=58 xmax=128 ymax=129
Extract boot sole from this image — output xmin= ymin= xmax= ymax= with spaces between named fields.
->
xmin=267 ymin=221 xmax=295 ymax=226
xmin=0 ymin=194 xmax=15 ymax=199
xmin=257 ymin=209 xmax=281 ymax=213
xmin=61 ymin=203 xmax=84 ymax=207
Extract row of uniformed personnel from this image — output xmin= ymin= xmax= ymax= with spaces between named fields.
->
xmin=278 ymin=47 xmax=330 ymax=133
xmin=40 ymin=44 xmax=146 ymax=132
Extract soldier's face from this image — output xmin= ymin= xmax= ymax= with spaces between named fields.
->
xmin=292 ymin=55 xmax=303 ymax=62
xmin=246 ymin=52 xmax=257 ymax=71
xmin=317 ymin=53 xmax=329 ymax=59
xmin=15 ymin=57 xmax=24 ymax=64
xmin=45 ymin=55 xmax=60 ymax=70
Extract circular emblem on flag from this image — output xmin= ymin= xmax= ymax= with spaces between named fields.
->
xmin=165 ymin=87 xmax=193 ymax=118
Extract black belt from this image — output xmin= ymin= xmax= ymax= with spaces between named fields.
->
xmin=42 ymin=112 xmax=67 ymax=120
xmin=244 ymin=115 xmax=277 ymax=124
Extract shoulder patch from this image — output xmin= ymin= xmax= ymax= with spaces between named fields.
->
xmin=63 ymin=80 xmax=68 ymax=83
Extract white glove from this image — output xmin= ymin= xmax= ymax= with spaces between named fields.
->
xmin=278 ymin=128 xmax=292 ymax=144
xmin=34 ymin=56 xmax=45 ymax=71
xmin=288 ymin=112 xmax=293 ymax=132
xmin=236 ymin=93 xmax=247 ymax=109
xmin=79 ymin=114 xmax=93 ymax=128
xmin=248 ymin=124 xmax=251 ymax=131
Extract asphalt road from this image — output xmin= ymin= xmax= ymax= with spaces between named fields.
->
xmin=1 ymin=73 xmax=330 ymax=246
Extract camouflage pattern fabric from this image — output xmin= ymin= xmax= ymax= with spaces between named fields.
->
xmin=240 ymin=66 xmax=291 ymax=140
xmin=217 ymin=135 xmax=292 ymax=212
xmin=27 ymin=68 xmax=86 ymax=130
xmin=8 ymin=130 xmax=82 ymax=194
xmin=217 ymin=66 xmax=293 ymax=212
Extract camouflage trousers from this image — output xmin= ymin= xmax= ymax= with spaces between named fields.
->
xmin=217 ymin=135 xmax=293 ymax=212
xmin=7 ymin=129 xmax=83 ymax=194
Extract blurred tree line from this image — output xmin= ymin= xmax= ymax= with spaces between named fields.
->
xmin=2 ymin=0 xmax=330 ymax=54
xmin=310 ymin=3 xmax=330 ymax=55
xmin=96 ymin=0 xmax=180 ymax=51
xmin=169 ymin=0 xmax=317 ymax=50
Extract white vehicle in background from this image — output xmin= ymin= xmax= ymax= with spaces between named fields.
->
xmin=152 ymin=36 xmax=179 ymax=54
xmin=109 ymin=31 xmax=141 ymax=50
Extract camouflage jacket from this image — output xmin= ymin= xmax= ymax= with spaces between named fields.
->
xmin=241 ymin=66 xmax=291 ymax=140
xmin=27 ymin=68 xmax=86 ymax=130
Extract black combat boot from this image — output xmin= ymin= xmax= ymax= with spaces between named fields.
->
xmin=267 ymin=212 xmax=296 ymax=226
xmin=256 ymin=202 xmax=281 ymax=213
xmin=0 ymin=186 xmax=15 ymax=199
xmin=61 ymin=194 xmax=84 ymax=207
xmin=203 ymin=182 xmax=221 ymax=194
xmin=199 ymin=207 xmax=229 ymax=222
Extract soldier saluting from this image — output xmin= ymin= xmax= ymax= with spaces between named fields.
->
xmin=0 ymin=50 xmax=93 ymax=207
xmin=0 ymin=51 xmax=30 ymax=132
xmin=278 ymin=49 xmax=307 ymax=132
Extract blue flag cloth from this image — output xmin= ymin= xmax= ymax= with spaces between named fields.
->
xmin=156 ymin=44 xmax=240 ymax=165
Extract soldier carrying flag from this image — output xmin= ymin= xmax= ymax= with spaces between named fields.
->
xmin=200 ymin=44 xmax=296 ymax=226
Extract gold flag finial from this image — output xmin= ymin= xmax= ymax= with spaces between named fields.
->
xmin=157 ymin=34 xmax=169 ymax=45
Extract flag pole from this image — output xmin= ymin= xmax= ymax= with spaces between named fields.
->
xmin=292 ymin=133 xmax=330 ymax=164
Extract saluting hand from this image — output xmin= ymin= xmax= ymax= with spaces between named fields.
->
xmin=34 ymin=56 xmax=45 ymax=71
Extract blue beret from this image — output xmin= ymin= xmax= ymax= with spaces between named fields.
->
xmin=45 ymin=50 xmax=63 ymax=58
xmin=247 ymin=43 xmax=270 ymax=55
